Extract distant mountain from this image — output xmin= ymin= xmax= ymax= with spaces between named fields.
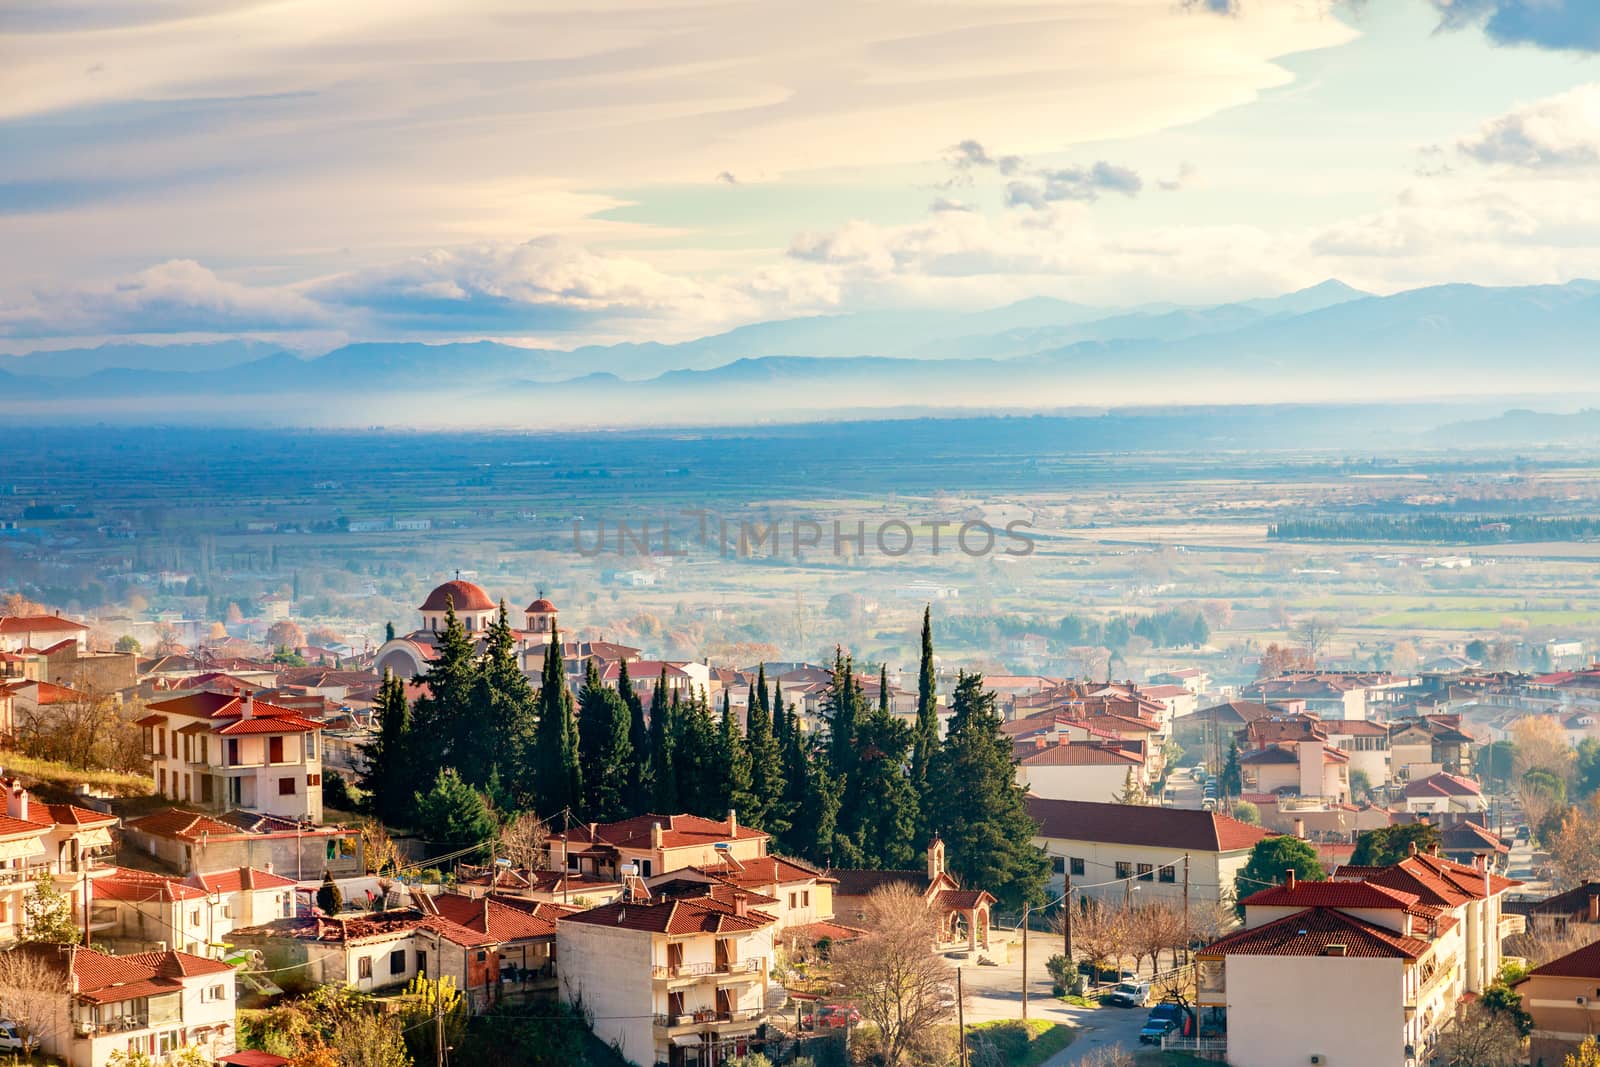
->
xmin=3 ymin=278 xmax=1598 ymax=429
xmin=0 ymin=339 xmax=291 ymax=377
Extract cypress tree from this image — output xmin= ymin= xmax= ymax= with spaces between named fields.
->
xmin=360 ymin=668 xmax=415 ymax=825
xmin=617 ymin=658 xmax=652 ymax=813
xmin=577 ymin=658 xmax=635 ymax=821
xmin=673 ymin=688 xmax=720 ymax=816
xmin=385 ymin=620 xmax=396 ymax=642
xmin=777 ymin=706 xmax=809 ymax=852
xmin=471 ymin=602 xmax=538 ymax=797
xmin=413 ymin=767 xmax=495 ymax=858
xmin=716 ymin=688 xmax=754 ymax=817
xmin=911 ymin=605 xmax=940 ymax=844
xmin=927 ymin=672 xmax=1050 ymax=908
xmin=745 ymin=664 xmax=785 ymax=834
xmin=533 ymin=628 xmax=580 ymax=816
xmin=649 ymin=668 xmax=678 ymax=811
xmin=825 ymin=648 xmax=860 ymax=783
xmin=770 ymin=673 xmax=787 ymax=750
xmin=853 ymin=680 xmax=919 ymax=868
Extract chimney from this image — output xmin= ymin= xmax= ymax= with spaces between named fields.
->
xmin=732 ymin=891 xmax=748 ymax=918
xmin=651 ymin=821 xmax=663 ymax=849
xmin=1408 ymin=841 xmax=1419 ymax=857
xmin=1286 ymin=868 xmax=1296 ymax=891
xmin=240 ymin=692 xmax=254 ymax=719
xmin=1588 ymin=890 xmax=1598 ymax=925
xmin=588 ymin=822 xmax=597 ymax=842
xmin=1293 ymin=817 xmax=1306 ymax=840
xmin=483 ymin=896 xmax=491 ymax=928
xmin=10 ymin=783 xmax=26 ymax=823
xmin=726 ymin=808 xmax=738 ymax=837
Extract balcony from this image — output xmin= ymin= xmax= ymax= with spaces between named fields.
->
xmin=75 ymin=1013 xmax=151 ymax=1036
xmin=650 ymin=958 xmax=762 ymax=981
xmin=0 ymin=863 xmax=51 ymax=886
xmin=652 ymin=1009 xmax=764 ymax=1032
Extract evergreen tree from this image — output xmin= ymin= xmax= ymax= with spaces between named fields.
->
xmin=851 ymin=681 xmax=919 ymax=868
xmin=927 ymin=672 xmax=1050 ymax=908
xmin=316 ymin=870 xmax=343 ymax=915
xmin=649 ymin=668 xmax=678 ymax=811
xmin=359 ymin=669 xmax=415 ymax=825
xmin=826 ymin=648 xmax=861 ymax=783
xmin=745 ymin=664 xmax=786 ymax=834
xmin=787 ymin=753 xmax=842 ymax=864
xmin=413 ymin=767 xmax=496 ymax=857
xmin=577 ymin=658 xmax=634 ymax=821
xmin=470 ymin=602 xmax=538 ymax=796
xmin=532 ymin=629 xmax=580 ymax=816
xmin=716 ymin=689 xmax=754 ymax=817
xmin=385 ymin=620 xmax=396 ymax=642
xmin=617 ymin=658 xmax=652 ymax=813
xmin=673 ymin=688 xmax=720 ymax=816
xmin=911 ymin=605 xmax=940 ymax=845
xmin=777 ymin=706 xmax=810 ymax=853
xmin=1222 ymin=738 xmax=1243 ymax=799
xmin=770 ymin=674 xmax=787 ymax=750
xmin=409 ymin=599 xmax=479 ymax=785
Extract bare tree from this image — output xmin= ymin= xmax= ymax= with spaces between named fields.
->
xmin=1548 ymin=794 xmax=1600 ymax=891
xmin=0 ymin=946 xmax=70 ymax=1062
xmin=1292 ymin=617 xmax=1336 ymax=664
xmin=1128 ymin=903 xmax=1187 ymax=975
xmin=1513 ymin=716 xmax=1576 ymax=783
xmin=1506 ymin=922 xmax=1597 ymax=967
xmin=1071 ymin=901 xmax=1133 ymax=985
xmin=830 ymin=883 xmax=956 ymax=1066
xmin=1434 ymin=1000 xmax=1522 ymax=1067
xmin=358 ymin=818 xmax=401 ymax=876
xmin=1077 ymin=1047 xmax=1136 ymax=1067
xmin=496 ymin=810 xmax=550 ymax=872
xmin=16 ymin=684 xmax=126 ymax=769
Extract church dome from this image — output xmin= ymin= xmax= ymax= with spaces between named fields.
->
xmin=420 ymin=580 xmax=495 ymax=613
xmin=525 ymin=597 xmax=557 ymax=614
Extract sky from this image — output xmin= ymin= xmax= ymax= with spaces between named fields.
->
xmin=3 ymin=0 xmax=1600 ymax=354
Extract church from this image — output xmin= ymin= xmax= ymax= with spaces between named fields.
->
xmin=373 ymin=578 xmax=641 ymax=688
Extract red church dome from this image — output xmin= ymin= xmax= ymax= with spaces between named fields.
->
xmin=420 ymin=580 xmax=495 ymax=613
xmin=525 ymin=598 xmax=557 ymax=614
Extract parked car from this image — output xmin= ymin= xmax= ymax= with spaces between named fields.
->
xmin=1139 ymin=1003 xmax=1193 ymax=1044
xmin=801 ymin=1004 xmax=860 ymax=1030
xmin=0 ymin=1023 xmax=38 ymax=1054
xmin=1105 ymin=979 xmax=1151 ymax=1008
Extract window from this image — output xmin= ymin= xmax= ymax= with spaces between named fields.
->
xmin=789 ymin=893 xmax=797 ymax=908
xmin=1070 ymin=857 xmax=1085 ymax=877
xmin=1115 ymin=862 xmax=1133 ymax=880
xmin=307 ymin=773 xmax=321 ymax=787
xmin=417 ymin=951 xmax=427 ymax=976
xmin=641 ymin=860 xmax=652 ymax=877
xmin=200 ymin=776 xmax=214 ymax=803
xmin=1051 ymin=856 xmax=1065 ymax=875
xmin=222 ymin=903 xmax=233 ymax=918
xmin=269 ymin=737 xmax=285 ymax=763
xmin=1138 ymin=864 xmax=1154 ymax=882
xmin=158 ymin=768 xmax=167 ymax=795
xmin=802 ymin=890 xmax=809 ymax=906
xmin=279 ymin=777 xmax=296 ymax=796
xmin=227 ymin=739 xmax=240 ymax=766
xmin=390 ymin=950 xmax=407 ymax=975
xmin=203 ymin=984 xmax=227 ymax=1002
xmin=307 ymin=734 xmax=318 ymax=759
xmin=358 ymin=957 xmax=373 ymax=980
xmin=189 ymin=909 xmax=201 ymax=926
xmin=1159 ymin=865 xmax=1177 ymax=884
xmin=281 ymin=895 xmax=293 ymax=918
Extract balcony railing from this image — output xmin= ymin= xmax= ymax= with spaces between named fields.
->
xmin=650 ymin=958 xmax=761 ymax=980
xmin=0 ymin=863 xmax=51 ymax=886
xmin=75 ymin=1013 xmax=151 ymax=1036
xmin=653 ymin=1009 xmax=763 ymax=1029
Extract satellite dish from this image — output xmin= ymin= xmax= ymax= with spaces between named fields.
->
xmin=714 ymin=842 xmax=732 ymax=851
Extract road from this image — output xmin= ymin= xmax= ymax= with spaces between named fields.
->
xmin=957 ymin=931 xmax=1150 ymax=1066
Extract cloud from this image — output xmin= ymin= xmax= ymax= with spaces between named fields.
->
xmin=1184 ymin=0 xmax=1241 ymax=13
xmin=1430 ymin=0 xmax=1600 ymax=53
xmin=308 ymin=237 xmax=752 ymax=334
xmin=716 ymin=171 xmax=739 ymax=184
xmin=929 ymin=197 xmax=974 ymax=213
xmin=0 ymin=259 xmax=326 ymax=338
xmin=1457 ymin=84 xmax=1600 ymax=167
xmin=946 ymin=140 xmax=1023 ymax=176
xmin=1158 ymin=162 xmax=1199 ymax=192
xmin=1006 ymin=162 xmax=1144 ymax=209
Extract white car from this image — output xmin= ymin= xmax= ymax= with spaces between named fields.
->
xmin=0 ymin=1022 xmax=38 ymax=1053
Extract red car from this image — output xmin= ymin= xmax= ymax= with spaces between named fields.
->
xmin=800 ymin=1005 xmax=860 ymax=1030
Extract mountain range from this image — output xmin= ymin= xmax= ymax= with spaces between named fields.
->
xmin=5 ymin=278 xmax=1600 ymax=430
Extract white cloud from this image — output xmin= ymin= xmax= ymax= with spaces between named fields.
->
xmin=1457 ymin=83 xmax=1600 ymax=167
xmin=0 ymin=259 xmax=327 ymax=338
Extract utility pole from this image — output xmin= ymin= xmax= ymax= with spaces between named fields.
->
xmin=956 ymin=966 xmax=968 ymax=1067
xmin=562 ymin=808 xmax=571 ymax=906
xmin=434 ymin=967 xmax=445 ymax=1067
xmin=1183 ymin=854 xmax=1191 ymax=964
xmin=1062 ymin=872 xmax=1073 ymax=962
xmin=1021 ymin=903 xmax=1030 ymax=1022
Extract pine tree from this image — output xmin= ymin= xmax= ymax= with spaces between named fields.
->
xmin=649 ymin=667 xmax=678 ymax=811
xmin=360 ymin=668 xmax=415 ymax=825
xmin=1115 ymin=767 xmax=1146 ymax=805
xmin=790 ymin=755 xmax=842 ymax=865
xmin=533 ymin=629 xmax=580 ymax=816
xmin=617 ymin=657 xmax=652 ymax=813
xmin=852 ymin=676 xmax=919 ymax=868
xmin=826 ymin=648 xmax=861 ymax=783
xmin=471 ymin=602 xmax=538 ymax=797
xmin=716 ymin=689 xmax=754 ymax=817
xmin=777 ymin=706 xmax=810 ymax=853
xmin=927 ymin=672 xmax=1050 ymax=908
xmin=673 ymin=688 xmax=720 ymax=816
xmin=911 ymin=605 xmax=940 ymax=845
xmin=577 ymin=658 xmax=634 ymax=821
xmin=316 ymin=871 xmax=343 ymax=916
xmin=770 ymin=673 xmax=787 ymax=750
xmin=745 ymin=664 xmax=785 ymax=834
xmin=409 ymin=599 xmax=479 ymax=786
xmin=413 ymin=767 xmax=495 ymax=858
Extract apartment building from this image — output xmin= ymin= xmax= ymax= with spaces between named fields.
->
xmin=545 ymin=811 xmax=768 ymax=882
xmin=0 ymin=780 xmax=119 ymax=946
xmin=122 ymin=808 xmax=362 ymax=878
xmin=137 ymin=690 xmax=325 ymax=821
xmin=557 ymin=890 xmax=776 ymax=1067
xmin=89 ymin=866 xmax=296 ymax=957
xmin=1515 ymin=938 xmax=1600 ymax=1066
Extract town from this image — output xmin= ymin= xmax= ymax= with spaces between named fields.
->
xmin=2 ymin=574 xmax=1598 ymax=1067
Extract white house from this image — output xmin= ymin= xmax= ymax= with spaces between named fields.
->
xmin=89 ymin=866 xmax=296 ymax=958
xmin=558 ymin=890 xmax=776 ymax=1067
xmin=0 ymin=613 xmax=91 ymax=653
xmin=137 ymin=690 xmax=325 ymax=821
xmin=1027 ymin=797 xmax=1270 ymax=912
xmin=1014 ymin=740 xmax=1146 ymax=803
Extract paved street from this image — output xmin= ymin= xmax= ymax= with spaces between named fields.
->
xmin=957 ymin=931 xmax=1149 ymax=1065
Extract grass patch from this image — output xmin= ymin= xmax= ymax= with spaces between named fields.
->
xmin=967 ymin=1019 xmax=1075 ymax=1067
xmin=1134 ymin=1053 xmax=1223 ymax=1067
xmin=0 ymin=750 xmax=152 ymax=798
xmin=1056 ymin=993 xmax=1099 ymax=1007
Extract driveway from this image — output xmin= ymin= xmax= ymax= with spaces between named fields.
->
xmin=955 ymin=931 xmax=1150 ymax=1066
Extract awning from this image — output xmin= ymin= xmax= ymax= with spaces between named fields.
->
xmin=670 ymin=1035 xmax=703 ymax=1047
xmin=0 ymin=836 xmax=46 ymax=861
xmin=77 ymin=827 xmax=114 ymax=849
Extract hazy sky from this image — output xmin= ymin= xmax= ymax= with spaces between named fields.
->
xmin=3 ymin=0 xmax=1599 ymax=352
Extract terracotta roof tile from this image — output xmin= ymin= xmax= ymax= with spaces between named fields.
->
xmin=1528 ymin=939 xmax=1600 ymax=980
xmin=1027 ymin=797 xmax=1272 ymax=853
xmin=1201 ymin=907 xmax=1430 ymax=960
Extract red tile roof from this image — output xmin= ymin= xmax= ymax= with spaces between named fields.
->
xmin=1360 ymin=852 xmax=1519 ymax=906
xmin=0 ymin=813 xmax=47 ymax=839
xmin=125 ymin=808 xmax=252 ymax=841
xmin=94 ymin=868 xmax=208 ymax=903
xmin=42 ymin=802 xmax=117 ymax=827
xmin=562 ymin=894 xmax=776 ymax=934
xmin=1202 ymin=906 xmax=1430 ymax=960
xmin=1402 ymin=772 xmax=1483 ymax=799
xmin=429 ymin=893 xmax=577 ymax=941
xmin=0 ymin=615 xmax=89 ymax=634
xmin=219 ymin=1053 xmax=291 ymax=1067
xmin=1527 ymin=938 xmax=1600 ymax=980
xmin=1027 ymin=797 xmax=1272 ymax=853
xmin=420 ymin=580 xmax=496 ymax=612
xmin=786 ymin=920 xmax=867 ymax=943
xmin=1016 ymin=743 xmax=1143 ymax=767
xmin=214 ymin=714 xmax=322 ymax=735
xmin=551 ymin=812 xmax=768 ymax=852
xmin=1243 ymin=880 xmax=1421 ymax=911
xmin=194 ymin=867 xmax=297 ymax=893
xmin=694 ymin=854 xmax=837 ymax=889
